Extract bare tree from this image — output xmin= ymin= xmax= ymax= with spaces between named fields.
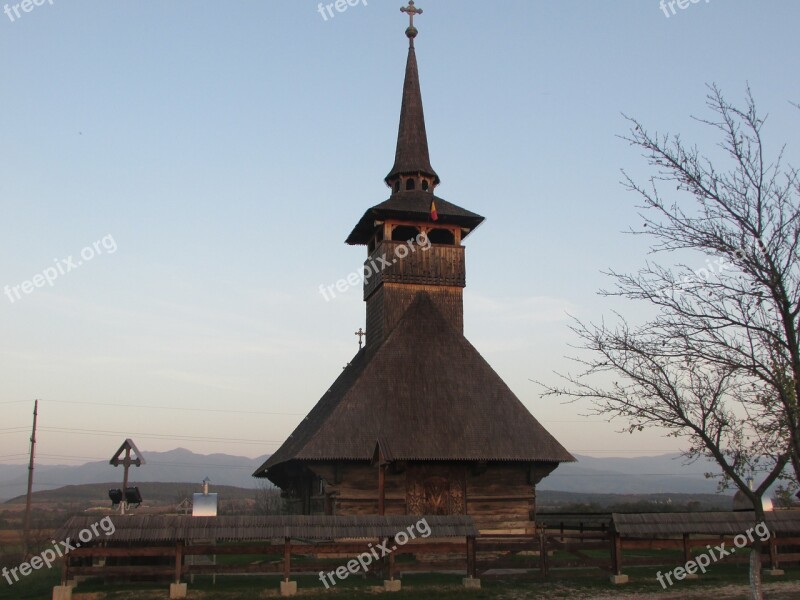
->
xmin=542 ymin=85 xmax=799 ymax=600
xmin=174 ymin=485 xmax=196 ymax=506
xmin=254 ymin=482 xmax=285 ymax=515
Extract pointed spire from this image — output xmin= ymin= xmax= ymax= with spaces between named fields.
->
xmin=385 ymin=2 xmax=439 ymax=190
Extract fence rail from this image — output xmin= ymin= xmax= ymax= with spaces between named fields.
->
xmin=58 ymin=517 xmax=800 ymax=592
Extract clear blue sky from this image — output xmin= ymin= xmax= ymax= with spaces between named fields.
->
xmin=1 ymin=1 xmax=798 ymax=467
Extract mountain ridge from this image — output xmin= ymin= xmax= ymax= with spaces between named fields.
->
xmin=0 ymin=448 xmax=730 ymax=502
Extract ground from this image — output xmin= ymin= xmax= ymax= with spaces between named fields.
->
xmin=3 ymin=568 xmax=800 ymax=600
xmin=60 ymin=580 xmax=800 ymax=599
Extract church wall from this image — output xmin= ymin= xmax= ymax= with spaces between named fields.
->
xmin=309 ymin=463 xmax=408 ymax=516
xmin=305 ymin=461 xmax=539 ymax=534
xmin=465 ymin=464 xmax=537 ymax=534
xmin=365 ymin=286 xmax=385 ymax=348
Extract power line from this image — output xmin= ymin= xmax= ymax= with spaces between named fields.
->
xmin=0 ymin=398 xmax=627 ymax=428
xmin=0 ymin=428 xmax=29 ymax=435
xmin=35 ymin=453 xmax=131 ymax=462
xmin=38 ymin=426 xmax=284 ymax=445
xmin=35 ymin=454 xmax=263 ymax=469
xmin=33 ymin=398 xmax=305 ymax=416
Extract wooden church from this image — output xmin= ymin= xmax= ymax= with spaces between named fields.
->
xmin=254 ymin=2 xmax=574 ymax=533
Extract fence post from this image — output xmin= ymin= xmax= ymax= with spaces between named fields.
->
xmin=388 ymin=536 xmax=396 ymax=580
xmin=466 ymin=535 xmax=477 ymax=578
xmin=769 ymin=537 xmax=779 ymax=570
xmin=538 ymin=526 xmax=549 ymax=578
xmin=169 ymin=543 xmax=187 ymax=599
xmin=682 ymin=533 xmax=691 ymax=565
xmin=280 ymin=537 xmax=298 ymax=595
xmin=462 ymin=534 xmax=481 ymax=588
xmin=174 ymin=542 xmax=183 ymax=583
xmin=383 ymin=536 xmax=402 ymax=591
xmin=681 ymin=533 xmax=700 ymax=579
xmin=608 ymin=525 xmax=628 ymax=584
xmin=61 ymin=557 xmax=68 ymax=586
xmin=283 ymin=537 xmax=291 ymax=582
xmin=764 ymin=536 xmax=784 ymax=576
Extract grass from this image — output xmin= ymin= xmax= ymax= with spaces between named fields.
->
xmin=3 ymin=562 xmax=800 ymax=599
xmin=0 ymin=566 xmax=60 ymax=600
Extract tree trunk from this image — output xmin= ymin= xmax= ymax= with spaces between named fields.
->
xmin=749 ymin=503 xmax=766 ymax=600
xmin=749 ymin=539 xmax=763 ymax=600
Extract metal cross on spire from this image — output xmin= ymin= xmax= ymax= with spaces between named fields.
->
xmin=400 ymin=1 xmax=423 ymax=45
xmin=355 ymin=327 xmax=366 ymax=349
xmin=401 ymin=1 xmax=423 ymax=27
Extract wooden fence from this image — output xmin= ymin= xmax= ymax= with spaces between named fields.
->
xmin=55 ymin=512 xmax=800 ymax=592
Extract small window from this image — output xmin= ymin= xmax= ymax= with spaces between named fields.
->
xmin=406 ymin=178 xmax=415 ymax=190
xmin=427 ymin=228 xmax=455 ymax=245
xmin=394 ymin=181 xmax=400 ymax=193
xmin=422 ymin=179 xmax=430 ymax=191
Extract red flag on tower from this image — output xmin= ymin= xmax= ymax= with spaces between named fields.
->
xmin=430 ymin=200 xmax=438 ymax=221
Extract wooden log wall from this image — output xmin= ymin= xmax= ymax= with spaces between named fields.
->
xmin=363 ymin=241 xmax=466 ymax=299
xmin=466 ymin=464 xmax=536 ymax=534
xmin=308 ymin=462 xmax=538 ymax=533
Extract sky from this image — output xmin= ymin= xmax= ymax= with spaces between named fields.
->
xmin=1 ymin=1 xmax=799 ymax=469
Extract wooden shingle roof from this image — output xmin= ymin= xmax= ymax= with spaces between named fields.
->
xmin=345 ymin=191 xmax=484 ymax=245
xmin=255 ymin=294 xmax=575 ymax=485
xmin=612 ymin=511 xmax=800 ymax=537
xmin=384 ymin=44 xmax=438 ymax=185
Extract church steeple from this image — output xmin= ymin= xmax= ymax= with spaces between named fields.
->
xmin=385 ymin=1 xmax=440 ymax=192
xmin=345 ymin=1 xmax=485 ymax=347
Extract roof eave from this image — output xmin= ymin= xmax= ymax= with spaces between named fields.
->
xmin=345 ymin=208 xmax=485 ymax=245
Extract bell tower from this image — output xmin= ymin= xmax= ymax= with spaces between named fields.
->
xmin=345 ymin=2 xmax=484 ymax=348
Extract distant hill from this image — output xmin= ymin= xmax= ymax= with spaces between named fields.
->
xmin=2 ymin=482 xmax=731 ymax=513
xmin=3 ymin=482 xmax=259 ymax=506
xmin=537 ymin=453 xmax=728 ymax=495
xmin=0 ymin=448 xmax=737 ymax=503
xmin=0 ymin=448 xmax=270 ymax=502
xmin=536 ymin=490 xmax=732 ymax=512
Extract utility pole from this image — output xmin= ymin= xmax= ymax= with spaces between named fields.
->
xmin=22 ymin=399 xmax=38 ymax=557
